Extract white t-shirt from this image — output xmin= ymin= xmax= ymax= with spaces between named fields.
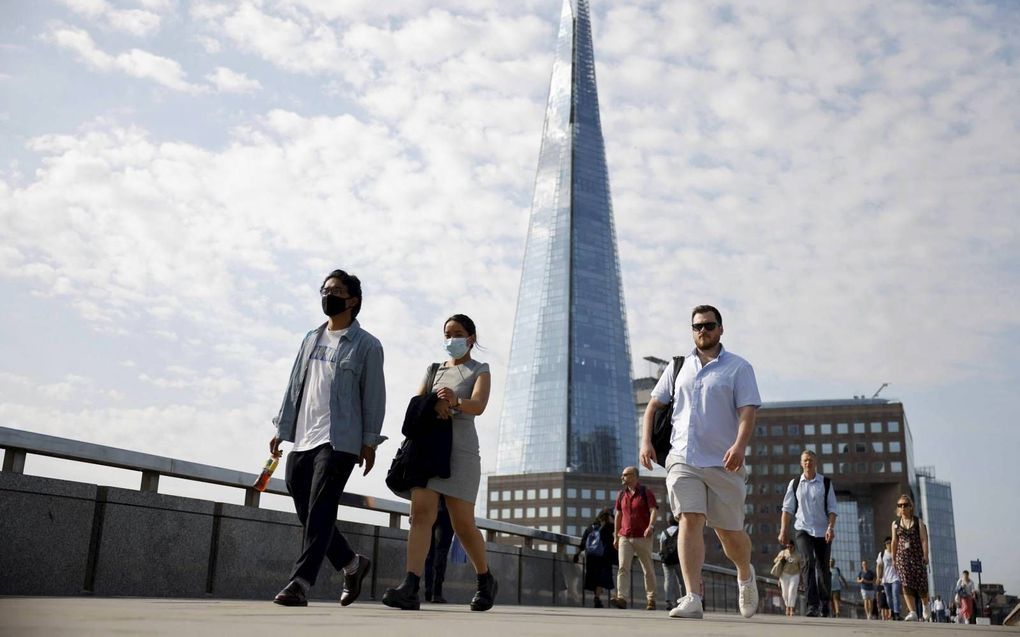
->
xmin=879 ymin=549 xmax=900 ymax=583
xmin=293 ymin=328 xmax=347 ymax=452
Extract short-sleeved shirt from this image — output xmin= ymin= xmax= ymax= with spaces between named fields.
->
xmin=649 ymin=345 xmax=761 ymax=468
xmin=879 ymin=549 xmax=900 ymax=583
xmin=616 ymin=484 xmax=657 ymax=538
xmin=859 ymin=569 xmax=876 ymax=591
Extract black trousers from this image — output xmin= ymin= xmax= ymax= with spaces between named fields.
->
xmin=796 ymin=530 xmax=832 ymax=613
xmin=424 ymin=498 xmax=454 ymax=595
xmin=285 ymin=443 xmax=358 ymax=586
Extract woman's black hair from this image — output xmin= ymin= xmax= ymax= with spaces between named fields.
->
xmin=444 ymin=314 xmax=479 ymax=346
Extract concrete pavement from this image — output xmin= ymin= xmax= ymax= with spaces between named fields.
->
xmin=1 ymin=598 xmax=1011 ymax=636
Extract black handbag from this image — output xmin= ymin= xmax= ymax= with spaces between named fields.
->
xmin=652 ymin=356 xmax=684 ymax=467
xmin=385 ymin=363 xmax=441 ymax=499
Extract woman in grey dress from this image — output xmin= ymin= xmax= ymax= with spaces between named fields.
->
xmin=383 ymin=314 xmax=497 ymax=611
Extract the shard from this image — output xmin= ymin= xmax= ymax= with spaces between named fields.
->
xmin=495 ymin=0 xmax=635 ymax=475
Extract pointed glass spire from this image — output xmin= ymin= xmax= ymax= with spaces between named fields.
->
xmin=496 ymin=0 xmax=635 ymax=475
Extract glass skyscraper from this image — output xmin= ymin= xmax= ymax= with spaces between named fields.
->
xmin=495 ymin=0 xmax=635 ymax=476
xmin=917 ymin=468 xmax=959 ymax=603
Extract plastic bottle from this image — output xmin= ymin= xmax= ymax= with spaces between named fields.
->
xmin=253 ymin=454 xmax=280 ymax=492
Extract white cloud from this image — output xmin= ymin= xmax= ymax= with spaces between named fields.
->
xmin=59 ymin=0 xmax=163 ymax=37
xmin=205 ymin=66 xmax=261 ymax=93
xmin=44 ymin=27 xmax=201 ymax=92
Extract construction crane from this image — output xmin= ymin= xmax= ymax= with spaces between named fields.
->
xmin=871 ymin=382 xmax=889 ymax=399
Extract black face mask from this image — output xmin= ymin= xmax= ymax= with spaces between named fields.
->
xmin=322 ymin=295 xmax=349 ymax=317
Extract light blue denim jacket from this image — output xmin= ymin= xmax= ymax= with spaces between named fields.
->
xmin=273 ymin=319 xmax=387 ymax=455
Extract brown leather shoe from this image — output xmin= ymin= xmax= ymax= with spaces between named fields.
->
xmin=273 ymin=581 xmax=308 ymax=607
xmin=646 ymin=599 xmax=657 ymax=610
xmin=339 ymin=555 xmax=371 ymax=606
xmin=610 ymin=597 xmax=628 ymax=609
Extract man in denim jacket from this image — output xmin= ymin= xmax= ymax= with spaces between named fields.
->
xmin=270 ymin=269 xmax=386 ymax=607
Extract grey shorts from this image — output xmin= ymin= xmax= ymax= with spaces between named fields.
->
xmin=665 ymin=460 xmax=748 ymax=531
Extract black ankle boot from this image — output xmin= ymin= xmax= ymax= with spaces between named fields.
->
xmin=470 ymin=570 xmax=497 ymax=611
xmin=383 ymin=572 xmax=421 ymax=610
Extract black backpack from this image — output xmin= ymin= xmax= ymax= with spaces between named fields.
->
xmin=652 ymin=356 xmax=685 ymax=467
xmin=660 ymin=529 xmax=679 ymax=565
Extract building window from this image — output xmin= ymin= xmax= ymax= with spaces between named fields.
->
xmin=805 ymin=443 xmax=817 ymax=452
xmin=890 ymin=462 xmax=903 ymax=473
xmin=539 ymin=507 xmax=548 ymax=517
xmin=872 ymin=441 xmax=884 ymax=453
xmin=514 ymin=508 xmax=523 ymax=518
xmin=820 ymin=424 xmax=832 ymax=435
xmin=888 ymin=421 xmax=900 ymax=432
xmin=745 ymin=484 xmax=754 ymax=495
xmin=774 ymin=483 xmax=786 ymax=494
xmin=568 ymin=525 xmax=578 ymax=536
xmin=804 ymin=424 xmax=816 ymax=435
xmin=745 ymin=504 xmax=754 ymax=515
xmin=490 ymin=491 xmax=499 ymax=502
xmin=526 ymin=507 xmax=536 ymax=517
xmin=745 ymin=445 xmax=752 ymax=456
xmin=756 ymin=425 xmax=767 ymax=437
xmin=595 ymin=489 xmax=606 ymax=501
xmin=757 ymin=444 xmax=769 ymax=456
xmin=837 ymin=423 xmax=849 ymax=434
xmin=788 ymin=444 xmax=800 ymax=455
xmin=490 ymin=509 xmax=499 ymax=519
xmin=761 ymin=543 xmax=772 ymax=554
xmin=838 ymin=442 xmax=850 ymax=454
xmin=515 ymin=490 xmax=524 ymax=500
xmin=527 ymin=489 xmax=536 ymax=500
xmin=873 ymin=462 xmax=885 ymax=473
xmin=567 ymin=507 xmax=577 ymax=517
xmin=823 ymin=463 xmax=834 ymax=474
xmin=551 ymin=506 xmax=561 ymax=516
xmin=567 ymin=488 xmax=577 ymax=498
xmin=773 ymin=464 xmax=786 ymax=475
xmin=502 ymin=490 xmax=511 ymax=501
xmin=839 ymin=462 xmax=850 ymax=474
xmin=771 ymin=425 xmax=784 ymax=437
xmin=855 ymin=442 xmax=867 ymax=453
xmin=772 ymin=444 xmax=784 ymax=455
xmin=539 ymin=488 xmax=549 ymax=499
xmin=744 ymin=523 xmax=755 ymax=535
xmin=551 ymin=525 xmax=561 ymax=533
xmin=759 ymin=484 xmax=769 ymax=495
xmin=581 ymin=488 xmax=592 ymax=499
xmin=822 ymin=443 xmax=833 ymax=455
xmin=789 ymin=463 xmax=800 ymax=474
xmin=760 ymin=522 xmax=771 ymax=535
xmin=855 ymin=462 xmax=867 ymax=473
xmin=552 ymin=488 xmax=562 ymax=498
xmin=889 ymin=441 xmax=901 ymax=453
xmin=502 ymin=508 xmax=510 ymax=518
xmin=759 ymin=464 xmax=770 ymax=475
xmin=788 ymin=424 xmax=800 ymax=436
xmin=854 ymin=422 xmax=865 ymax=434
xmin=581 ymin=507 xmax=592 ymax=519
xmin=871 ymin=422 xmax=883 ymax=433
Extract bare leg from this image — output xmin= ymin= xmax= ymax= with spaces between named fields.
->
xmin=714 ymin=528 xmax=752 ymax=581
xmin=406 ymin=488 xmax=439 ymax=575
xmin=446 ymin=496 xmax=489 ymax=574
xmin=678 ymin=513 xmax=706 ymax=596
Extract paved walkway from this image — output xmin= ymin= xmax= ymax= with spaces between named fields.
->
xmin=0 ymin=598 xmax=1010 ymax=636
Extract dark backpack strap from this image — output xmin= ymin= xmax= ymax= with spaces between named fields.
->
xmin=425 ymin=362 xmax=440 ymax=393
xmin=823 ymin=476 xmax=831 ymax=515
xmin=670 ymin=356 xmax=684 ymax=393
xmin=790 ymin=478 xmax=800 ymax=515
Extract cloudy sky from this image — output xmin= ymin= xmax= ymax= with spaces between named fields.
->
xmin=2 ymin=0 xmax=1018 ymax=591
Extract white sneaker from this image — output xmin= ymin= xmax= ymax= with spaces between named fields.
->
xmin=904 ymin=611 xmax=918 ymax=621
xmin=738 ymin=565 xmax=758 ymax=618
xmin=669 ymin=594 xmax=704 ymax=619
xmin=923 ymin=607 xmax=932 ymax=622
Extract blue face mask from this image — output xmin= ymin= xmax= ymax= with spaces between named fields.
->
xmin=444 ymin=337 xmax=469 ymax=359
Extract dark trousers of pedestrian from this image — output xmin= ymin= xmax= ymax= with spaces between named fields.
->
xmin=285 ymin=443 xmax=359 ymax=586
xmin=424 ymin=502 xmax=454 ymax=599
xmin=795 ymin=530 xmax=832 ymax=615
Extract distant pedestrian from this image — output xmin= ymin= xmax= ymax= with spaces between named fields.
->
xmin=955 ymin=570 xmax=977 ymax=623
xmin=857 ymin=559 xmax=877 ymax=618
xmin=574 ymin=508 xmax=616 ymax=608
xmin=876 ymin=583 xmax=888 ymax=620
xmin=877 ymin=536 xmax=903 ymax=620
xmin=772 ymin=541 xmax=802 ymax=616
xmin=610 ymin=466 xmax=658 ymax=610
xmin=658 ymin=515 xmax=685 ymax=609
xmin=933 ymin=595 xmax=947 ymax=622
xmin=423 ymin=496 xmax=453 ymax=603
xmin=829 ymin=558 xmax=847 ymax=617
xmin=778 ymin=449 xmax=838 ymax=617
xmin=890 ymin=494 xmax=930 ymax=621
xmin=640 ymin=305 xmax=761 ymax=620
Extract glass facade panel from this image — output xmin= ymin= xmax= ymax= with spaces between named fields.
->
xmin=527 ymin=489 xmax=536 ymax=500
xmin=820 ymin=424 xmax=832 ymax=435
xmin=872 ymin=441 xmax=884 ymax=453
xmin=871 ymin=422 xmax=883 ymax=433
xmin=854 ymin=422 xmax=865 ymax=434
xmin=837 ymin=423 xmax=848 ymax=434
xmin=495 ymin=0 xmax=636 ymax=475
xmin=552 ymin=488 xmax=562 ymax=498
xmin=888 ymin=421 xmax=900 ymax=432
xmin=804 ymin=424 xmax=815 ymax=435
xmin=889 ymin=441 xmax=901 ymax=453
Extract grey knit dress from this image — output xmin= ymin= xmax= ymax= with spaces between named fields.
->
xmin=423 ymin=359 xmax=489 ymax=503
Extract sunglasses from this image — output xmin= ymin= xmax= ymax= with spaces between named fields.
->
xmin=692 ymin=322 xmax=719 ymax=332
xmin=897 ymin=503 xmax=912 ymax=508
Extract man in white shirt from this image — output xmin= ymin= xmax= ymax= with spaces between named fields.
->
xmin=779 ymin=449 xmax=838 ymax=617
xmin=640 ymin=305 xmax=761 ymax=620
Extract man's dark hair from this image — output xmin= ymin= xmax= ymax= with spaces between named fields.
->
xmin=322 ymin=269 xmax=362 ymax=318
xmin=691 ymin=304 xmax=722 ymax=325
xmin=884 ymin=536 xmax=892 ymax=543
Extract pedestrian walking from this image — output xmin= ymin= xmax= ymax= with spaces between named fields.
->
xmin=877 ymin=536 xmax=902 ymax=620
xmin=890 ymin=494 xmax=930 ymax=621
xmin=658 ymin=515 xmax=684 ymax=609
xmin=639 ymin=305 xmax=762 ymax=620
xmin=778 ymin=449 xmax=838 ymax=617
xmin=423 ymin=496 xmax=453 ymax=603
xmin=574 ymin=508 xmax=616 ymax=608
xmin=270 ymin=269 xmax=384 ymax=607
xmin=932 ymin=595 xmax=947 ymax=622
xmin=829 ymin=558 xmax=847 ymax=617
xmin=955 ymin=570 xmax=978 ymax=623
xmin=857 ymin=559 xmax=877 ymax=618
xmin=772 ymin=541 xmax=802 ymax=616
xmin=610 ymin=466 xmax=659 ymax=610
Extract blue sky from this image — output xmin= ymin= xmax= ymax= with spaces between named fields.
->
xmin=1 ymin=0 xmax=1018 ymax=592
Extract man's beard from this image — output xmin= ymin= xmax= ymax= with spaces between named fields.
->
xmin=696 ymin=334 xmax=720 ymax=351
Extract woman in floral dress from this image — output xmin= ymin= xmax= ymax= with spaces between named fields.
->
xmin=890 ymin=494 xmax=930 ymax=621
